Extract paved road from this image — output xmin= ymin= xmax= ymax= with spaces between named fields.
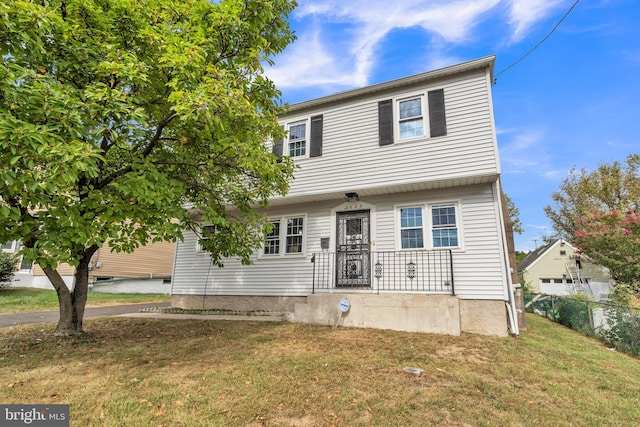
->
xmin=0 ymin=302 xmax=171 ymax=328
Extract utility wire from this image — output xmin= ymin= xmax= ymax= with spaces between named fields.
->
xmin=493 ymin=0 xmax=582 ymax=84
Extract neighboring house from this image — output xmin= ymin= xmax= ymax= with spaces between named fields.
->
xmin=5 ymin=240 xmax=175 ymax=294
xmin=171 ymin=55 xmax=520 ymax=337
xmin=517 ymin=239 xmax=611 ymax=300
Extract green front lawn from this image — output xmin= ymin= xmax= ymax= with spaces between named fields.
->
xmin=0 ymin=287 xmax=169 ymax=314
xmin=1 ymin=314 xmax=638 ymax=426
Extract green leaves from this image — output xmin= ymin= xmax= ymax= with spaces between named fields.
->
xmin=1 ymin=0 xmax=297 ymax=273
xmin=545 ymin=155 xmax=640 ymax=241
xmin=574 ymin=210 xmax=640 ymax=293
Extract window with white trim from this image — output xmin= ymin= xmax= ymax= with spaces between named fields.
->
xmin=264 ymin=220 xmax=281 ymax=255
xmin=263 ymin=215 xmax=305 ymax=256
xmin=400 ymin=207 xmax=424 ymax=249
xmin=398 ymin=96 xmax=425 ymax=140
xmin=398 ymin=203 xmax=460 ymax=249
xmin=431 ymin=203 xmax=458 ymax=248
xmin=287 ymin=120 xmax=307 ymax=158
xmin=1 ymin=240 xmax=20 ymax=252
xmin=197 ymin=225 xmax=216 ymax=252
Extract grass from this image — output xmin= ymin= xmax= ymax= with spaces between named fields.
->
xmin=0 ymin=287 xmax=169 ymax=314
xmin=1 ymin=313 xmax=639 ymax=426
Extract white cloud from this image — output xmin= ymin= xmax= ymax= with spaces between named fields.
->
xmin=499 ymin=128 xmax=546 ymax=169
xmin=526 ymin=224 xmax=549 ymax=230
xmin=267 ymin=0 xmax=512 ymax=91
xmin=499 ymin=128 xmax=569 ymax=180
xmin=266 ymin=27 xmax=364 ymax=89
xmin=506 ymin=0 xmax=566 ymax=42
xmin=267 ymin=0 xmax=566 ymax=93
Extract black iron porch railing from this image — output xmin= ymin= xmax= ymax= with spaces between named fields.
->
xmin=311 ymin=250 xmax=454 ymax=294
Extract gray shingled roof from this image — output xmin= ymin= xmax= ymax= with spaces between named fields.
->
xmin=516 ymin=240 xmax=556 ymax=272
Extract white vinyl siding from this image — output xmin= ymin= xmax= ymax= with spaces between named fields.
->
xmin=172 ymin=59 xmax=509 ymax=301
xmin=274 ymin=69 xmax=498 ymax=202
xmin=172 ymin=185 xmax=507 ymax=300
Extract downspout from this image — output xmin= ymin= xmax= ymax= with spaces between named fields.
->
xmin=169 ymin=237 xmax=179 ymax=297
xmin=494 ymin=180 xmax=520 ymax=337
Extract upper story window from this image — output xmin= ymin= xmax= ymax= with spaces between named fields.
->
xmin=263 ymin=215 xmax=306 ymax=256
xmin=272 ymin=115 xmax=323 ymax=161
xmin=398 ymin=202 xmax=460 ymax=249
xmin=398 ymin=97 xmax=425 ymax=140
xmin=288 ymin=121 xmax=307 ymax=158
xmin=379 ymin=88 xmax=446 ymax=146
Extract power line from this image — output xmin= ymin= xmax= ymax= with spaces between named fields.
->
xmin=493 ymin=0 xmax=582 ymax=84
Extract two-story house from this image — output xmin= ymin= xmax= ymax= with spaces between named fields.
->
xmin=170 ymin=55 xmax=519 ymax=337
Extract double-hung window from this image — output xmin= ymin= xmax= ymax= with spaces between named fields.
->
xmin=197 ymin=225 xmax=216 ymax=252
xmin=264 ymin=220 xmax=281 ymax=255
xmin=398 ymin=97 xmax=425 ymax=140
xmin=400 ymin=207 xmax=424 ymax=249
xmin=263 ymin=215 xmax=305 ymax=256
xmin=288 ymin=121 xmax=307 ymax=158
xmin=430 ymin=204 xmax=458 ymax=248
xmin=398 ymin=203 xmax=460 ymax=249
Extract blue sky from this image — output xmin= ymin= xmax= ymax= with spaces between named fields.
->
xmin=265 ymin=0 xmax=640 ymax=252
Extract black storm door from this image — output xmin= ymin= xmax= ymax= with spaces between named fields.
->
xmin=336 ymin=210 xmax=371 ymax=287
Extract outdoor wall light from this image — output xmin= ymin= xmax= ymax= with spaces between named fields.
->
xmin=345 ymin=192 xmax=359 ymax=202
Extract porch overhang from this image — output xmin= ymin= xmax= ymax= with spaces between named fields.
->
xmin=268 ymin=173 xmax=499 ymax=207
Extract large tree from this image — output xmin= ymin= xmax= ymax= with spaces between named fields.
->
xmin=0 ymin=0 xmax=296 ymax=335
xmin=573 ymin=209 xmax=640 ymax=296
xmin=545 ymin=155 xmax=640 ymax=296
xmin=544 ymin=155 xmax=640 ymax=241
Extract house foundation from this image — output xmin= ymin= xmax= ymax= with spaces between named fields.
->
xmin=171 ymin=295 xmax=306 ymax=312
xmin=172 ymin=293 xmax=510 ymax=337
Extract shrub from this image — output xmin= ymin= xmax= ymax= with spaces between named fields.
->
xmin=602 ymin=309 xmax=640 ymax=357
xmin=0 ymin=251 xmax=18 ymax=289
xmin=555 ymin=295 xmax=594 ymax=334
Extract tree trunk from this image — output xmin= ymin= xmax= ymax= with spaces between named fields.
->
xmin=41 ymin=245 xmax=99 ymax=336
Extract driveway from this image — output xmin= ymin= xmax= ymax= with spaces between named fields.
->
xmin=0 ymin=302 xmax=171 ymax=328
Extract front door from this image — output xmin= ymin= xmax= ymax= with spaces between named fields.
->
xmin=336 ymin=210 xmax=370 ymax=288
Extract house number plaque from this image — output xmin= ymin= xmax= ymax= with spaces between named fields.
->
xmin=342 ymin=203 xmax=364 ymax=211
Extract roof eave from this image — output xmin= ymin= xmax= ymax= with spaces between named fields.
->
xmin=284 ymin=55 xmax=496 ymax=114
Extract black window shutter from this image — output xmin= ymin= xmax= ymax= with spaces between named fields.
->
xmin=428 ymin=89 xmax=447 ymax=137
xmin=272 ymin=125 xmax=284 ymax=162
xmin=378 ymin=99 xmax=394 ymax=146
xmin=310 ymin=114 xmax=323 ymax=157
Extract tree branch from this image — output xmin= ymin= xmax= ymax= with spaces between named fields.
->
xmin=93 ymin=111 xmax=178 ymax=190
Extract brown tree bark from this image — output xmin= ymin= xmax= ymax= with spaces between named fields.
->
xmin=41 ymin=245 xmax=99 ymax=336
